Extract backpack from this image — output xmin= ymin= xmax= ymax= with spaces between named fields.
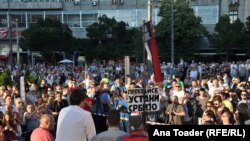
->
xmin=92 ymin=91 xmax=110 ymax=114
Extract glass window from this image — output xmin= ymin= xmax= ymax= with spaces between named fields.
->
xmin=63 ymin=12 xmax=80 ymax=28
xmin=27 ymin=12 xmax=44 ymax=27
xmin=137 ymin=9 xmax=147 ymax=25
xmin=0 ymin=13 xmax=8 ymax=27
xmin=229 ymin=0 xmax=239 ymax=23
xmin=81 ymin=13 xmax=97 ymax=27
xmin=45 ymin=11 xmax=62 ymax=22
xmin=11 ymin=12 xmax=26 ymax=28
xmin=99 ymin=10 xmax=117 ymax=19
xmin=116 ymin=9 xmax=136 ymax=27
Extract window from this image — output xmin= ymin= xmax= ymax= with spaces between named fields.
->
xmin=229 ymin=0 xmax=239 ymax=23
xmin=230 ymin=0 xmax=238 ymax=4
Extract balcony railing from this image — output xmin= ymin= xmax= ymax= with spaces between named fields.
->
xmin=0 ymin=2 xmax=63 ymax=10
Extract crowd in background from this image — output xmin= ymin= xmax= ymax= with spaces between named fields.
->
xmin=0 ymin=59 xmax=249 ymax=140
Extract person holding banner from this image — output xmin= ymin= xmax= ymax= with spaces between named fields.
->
xmin=113 ymin=88 xmax=129 ymax=132
xmin=165 ymin=95 xmax=185 ymax=125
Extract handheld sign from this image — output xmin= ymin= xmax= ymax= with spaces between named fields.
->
xmin=127 ymin=88 xmax=160 ymax=112
xmin=20 ymin=76 xmax=25 ymax=103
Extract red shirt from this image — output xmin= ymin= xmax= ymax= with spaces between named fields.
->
xmin=82 ymin=97 xmax=93 ymax=112
xmin=120 ymin=131 xmax=149 ymax=141
xmin=30 ymin=128 xmax=54 ymax=141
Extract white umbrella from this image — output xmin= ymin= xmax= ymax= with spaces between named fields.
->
xmin=58 ymin=59 xmax=74 ymax=64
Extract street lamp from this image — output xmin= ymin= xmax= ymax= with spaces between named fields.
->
xmin=7 ymin=0 xmax=13 ymax=69
xmin=16 ymin=19 xmax=20 ymax=68
xmin=171 ymin=0 xmax=175 ymax=67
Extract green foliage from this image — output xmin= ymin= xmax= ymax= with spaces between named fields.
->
xmin=156 ymin=0 xmax=208 ymax=62
xmin=0 ymin=71 xmax=12 ymax=87
xmin=211 ymin=15 xmax=247 ymax=60
xmin=20 ymin=18 xmax=75 ymax=63
xmin=245 ymin=16 xmax=250 ymax=56
xmin=246 ymin=16 xmax=250 ymax=31
xmin=85 ymin=15 xmax=143 ymax=61
xmin=25 ymin=70 xmax=37 ymax=84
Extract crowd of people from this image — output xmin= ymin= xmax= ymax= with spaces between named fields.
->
xmin=0 ymin=59 xmax=249 ymax=141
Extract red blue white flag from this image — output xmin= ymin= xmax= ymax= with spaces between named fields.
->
xmin=142 ymin=21 xmax=163 ymax=83
xmin=0 ymin=28 xmax=8 ymax=38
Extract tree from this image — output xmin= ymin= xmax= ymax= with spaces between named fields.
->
xmin=156 ymin=0 xmax=208 ymax=62
xmin=20 ymin=18 xmax=75 ymax=63
xmin=0 ymin=71 xmax=12 ymax=87
xmin=245 ymin=16 xmax=250 ymax=56
xmin=211 ymin=15 xmax=245 ymax=60
xmin=85 ymin=15 xmax=143 ymax=61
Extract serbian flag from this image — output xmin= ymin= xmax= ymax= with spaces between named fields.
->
xmin=0 ymin=28 xmax=8 ymax=38
xmin=0 ymin=28 xmax=20 ymax=38
xmin=143 ymin=21 xmax=163 ymax=83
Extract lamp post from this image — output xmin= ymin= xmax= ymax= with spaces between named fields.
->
xmin=16 ymin=19 xmax=20 ymax=68
xmin=7 ymin=0 xmax=13 ymax=69
xmin=171 ymin=0 xmax=175 ymax=67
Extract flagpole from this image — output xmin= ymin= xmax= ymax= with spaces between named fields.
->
xmin=16 ymin=18 xmax=20 ymax=68
xmin=7 ymin=0 xmax=13 ymax=69
xmin=142 ymin=21 xmax=146 ymax=66
xmin=147 ymin=0 xmax=152 ymax=22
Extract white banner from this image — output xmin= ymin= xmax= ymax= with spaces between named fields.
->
xmin=20 ymin=76 xmax=25 ymax=103
xmin=127 ymin=88 xmax=160 ymax=112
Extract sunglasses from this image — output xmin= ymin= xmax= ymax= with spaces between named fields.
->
xmin=241 ymin=94 xmax=247 ymax=96
xmin=175 ymin=86 xmax=180 ymax=87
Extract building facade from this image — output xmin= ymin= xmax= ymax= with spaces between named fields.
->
xmin=0 ymin=0 xmax=250 ymax=61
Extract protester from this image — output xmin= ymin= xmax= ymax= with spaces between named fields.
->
xmin=91 ymin=84 xmax=111 ymax=134
xmin=30 ymin=114 xmax=55 ymax=141
xmin=0 ymin=60 xmax=249 ymax=141
xmin=234 ymin=103 xmax=250 ymax=125
xmin=23 ymin=104 xmax=40 ymax=141
xmin=2 ymin=112 xmax=18 ymax=141
xmin=91 ymin=109 xmax=127 ymax=141
xmin=237 ymin=90 xmax=250 ymax=113
xmin=112 ymin=88 xmax=129 ymax=132
xmin=220 ymin=110 xmax=235 ymax=125
xmin=117 ymin=115 xmax=148 ymax=141
xmin=165 ymin=95 xmax=185 ymax=125
xmin=196 ymin=88 xmax=210 ymax=112
xmin=56 ymin=88 xmax=96 ymax=141
xmin=200 ymin=109 xmax=216 ymax=125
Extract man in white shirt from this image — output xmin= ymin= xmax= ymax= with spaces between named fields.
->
xmin=189 ymin=68 xmax=198 ymax=80
xmin=56 ymin=89 xmax=96 ymax=141
xmin=172 ymin=83 xmax=185 ymax=99
xmin=230 ymin=61 xmax=238 ymax=78
xmin=245 ymin=60 xmax=250 ymax=80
